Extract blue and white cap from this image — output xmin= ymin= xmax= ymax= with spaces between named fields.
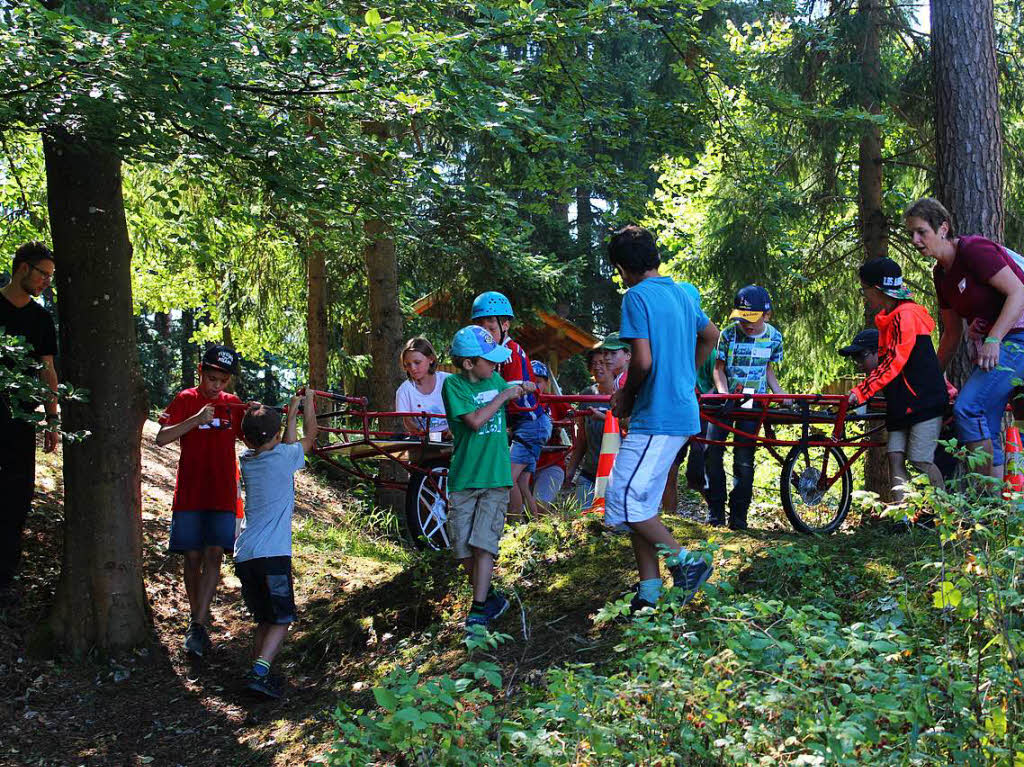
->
xmin=451 ymin=325 xmax=512 ymax=363
xmin=531 ymin=360 xmax=549 ymax=379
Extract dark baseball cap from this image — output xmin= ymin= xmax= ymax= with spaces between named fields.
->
xmin=838 ymin=329 xmax=879 ymax=357
xmin=859 ymin=258 xmax=912 ymax=299
xmin=201 ymin=344 xmax=241 ymax=375
xmin=730 ymin=285 xmax=772 ymax=321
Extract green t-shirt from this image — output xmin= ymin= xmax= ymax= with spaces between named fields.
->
xmin=696 ymin=348 xmax=716 ymax=394
xmin=442 ymin=372 xmax=512 ymax=492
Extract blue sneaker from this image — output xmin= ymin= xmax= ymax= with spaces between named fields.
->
xmin=671 ymin=558 xmax=713 ymax=606
xmin=465 ymin=611 xmax=490 ymax=632
xmin=483 ymin=589 xmax=510 ymax=622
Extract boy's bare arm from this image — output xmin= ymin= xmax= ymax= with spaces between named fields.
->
xmin=298 ymin=387 xmax=319 ymax=453
xmin=609 ymin=338 xmax=651 ymax=419
xmin=283 ymin=395 xmax=301 ymax=444
xmin=712 ymin=359 xmax=729 ymax=394
xmin=461 ymin=385 xmax=524 ymax=431
xmin=766 ymin=363 xmax=785 ymax=395
xmin=155 ymin=406 xmax=214 ymax=446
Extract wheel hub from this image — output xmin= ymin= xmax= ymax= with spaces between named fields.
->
xmin=796 ymin=467 xmax=825 ymax=505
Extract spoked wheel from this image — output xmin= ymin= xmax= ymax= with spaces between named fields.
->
xmin=404 ymin=459 xmax=451 ymax=550
xmin=779 ymin=443 xmax=852 ymax=534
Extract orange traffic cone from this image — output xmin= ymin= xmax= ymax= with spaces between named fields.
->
xmin=586 ymin=410 xmax=621 ymax=515
xmin=1004 ymin=426 xmax=1024 ymax=498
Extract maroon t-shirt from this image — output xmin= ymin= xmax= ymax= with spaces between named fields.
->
xmin=933 ymin=235 xmax=1024 ymax=332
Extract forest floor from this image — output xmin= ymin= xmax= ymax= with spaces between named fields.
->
xmin=0 ymin=422 xmax=933 ymax=766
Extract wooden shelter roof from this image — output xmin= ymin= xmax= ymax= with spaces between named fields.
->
xmin=411 ymin=291 xmax=599 ymax=369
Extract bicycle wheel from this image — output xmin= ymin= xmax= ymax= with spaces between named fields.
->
xmin=779 ymin=443 xmax=852 ymax=534
xmin=404 ymin=459 xmax=451 ymax=550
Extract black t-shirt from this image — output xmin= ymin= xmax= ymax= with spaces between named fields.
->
xmin=0 ymin=292 xmax=57 ymax=360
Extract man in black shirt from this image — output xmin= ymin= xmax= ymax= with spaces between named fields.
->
xmin=0 ymin=242 xmax=59 ymax=601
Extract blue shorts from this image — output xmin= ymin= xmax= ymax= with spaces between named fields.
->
xmin=954 ymin=330 xmax=1024 ymax=467
xmin=509 ymin=414 xmax=553 ymax=473
xmin=235 ymin=556 xmax=296 ymax=625
xmin=168 ymin=510 xmax=237 ymax=554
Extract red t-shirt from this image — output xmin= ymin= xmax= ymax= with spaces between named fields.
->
xmin=535 ymin=402 xmax=570 ymax=472
xmin=933 ymin=235 xmax=1024 ymax=332
xmin=159 ymin=388 xmax=243 ymax=513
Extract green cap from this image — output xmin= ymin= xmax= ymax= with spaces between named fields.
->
xmin=597 ymin=332 xmax=629 ymax=351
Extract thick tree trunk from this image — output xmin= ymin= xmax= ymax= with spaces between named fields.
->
xmin=41 ymin=128 xmax=150 ymax=655
xmin=306 ymin=244 xmax=329 ymax=393
xmin=932 ymin=0 xmax=1004 ymax=386
xmin=361 ymin=121 xmax=404 ymax=411
xmin=857 ymin=0 xmax=890 ymax=502
xmin=576 ymin=186 xmax=596 ymax=331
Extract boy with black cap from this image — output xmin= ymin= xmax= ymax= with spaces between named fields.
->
xmin=838 ymin=328 xmax=880 ymax=376
xmin=156 ymin=344 xmax=248 ymax=657
xmin=706 ymin=285 xmax=786 ymax=529
xmin=848 ymin=258 xmax=947 ymax=501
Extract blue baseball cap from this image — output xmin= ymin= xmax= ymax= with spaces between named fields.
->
xmin=531 ymin=360 xmax=549 ymax=379
xmin=451 ymin=325 xmax=512 ymax=363
xmin=730 ymin=285 xmax=772 ymax=322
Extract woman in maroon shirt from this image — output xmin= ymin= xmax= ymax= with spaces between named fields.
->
xmin=906 ymin=197 xmax=1024 ymax=478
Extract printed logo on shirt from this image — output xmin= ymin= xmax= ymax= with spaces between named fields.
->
xmin=958 ymin=278 xmax=967 ymax=293
xmin=473 ymin=390 xmax=504 ymax=435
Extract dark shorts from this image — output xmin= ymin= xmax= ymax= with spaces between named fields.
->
xmin=168 ymin=510 xmax=237 ymax=554
xmin=235 ymin=556 xmax=296 ymax=625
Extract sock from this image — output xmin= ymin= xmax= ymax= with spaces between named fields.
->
xmin=637 ymin=578 xmax=663 ymax=604
xmin=252 ymin=657 xmax=271 ymax=678
xmin=470 ymin=599 xmax=487 ymax=616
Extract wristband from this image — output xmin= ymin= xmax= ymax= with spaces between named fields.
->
xmin=984 ymin=336 xmax=1001 ymax=345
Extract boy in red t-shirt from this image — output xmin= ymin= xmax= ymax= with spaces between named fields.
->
xmin=470 ymin=292 xmax=553 ymax=518
xmin=157 ymin=345 xmax=247 ymax=658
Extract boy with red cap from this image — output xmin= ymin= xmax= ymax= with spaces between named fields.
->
xmin=156 ymin=345 xmax=249 ymax=657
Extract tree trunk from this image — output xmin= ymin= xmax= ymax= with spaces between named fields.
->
xmin=576 ymin=186 xmax=596 ymax=331
xmin=361 ymin=121 xmax=404 ymax=411
xmin=41 ymin=128 xmax=150 ymax=655
xmin=180 ymin=308 xmax=197 ymax=390
xmin=153 ymin=311 xmax=171 ymax=407
xmin=306 ymin=244 xmax=329 ymax=393
xmin=932 ymin=0 xmax=1004 ymax=386
xmin=857 ymin=0 xmax=890 ymax=502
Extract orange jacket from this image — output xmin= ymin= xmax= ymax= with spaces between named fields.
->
xmin=852 ymin=301 xmax=948 ymax=428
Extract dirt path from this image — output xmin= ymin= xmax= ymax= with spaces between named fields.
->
xmin=0 ymin=421 xmax=737 ymax=766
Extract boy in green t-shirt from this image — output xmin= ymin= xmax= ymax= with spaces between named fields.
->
xmin=442 ymin=325 xmax=535 ymax=630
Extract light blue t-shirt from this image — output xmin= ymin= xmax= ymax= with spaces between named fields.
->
xmin=234 ymin=441 xmax=307 ymax=562
xmin=716 ymin=322 xmax=784 ymax=393
xmin=619 ymin=276 xmax=709 ymax=436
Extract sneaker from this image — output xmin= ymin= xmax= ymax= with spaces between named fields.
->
xmin=671 ymin=558 xmax=714 ymax=606
xmin=183 ymin=622 xmax=206 ymax=657
xmin=628 ymin=592 xmax=657 ymax=615
xmin=465 ymin=611 xmax=490 ymax=632
xmin=245 ymin=670 xmax=284 ymax=699
xmin=483 ymin=589 xmax=510 ymax=622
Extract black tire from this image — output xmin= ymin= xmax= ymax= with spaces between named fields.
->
xmin=779 ymin=443 xmax=852 ymax=534
xmin=404 ymin=459 xmax=450 ymax=550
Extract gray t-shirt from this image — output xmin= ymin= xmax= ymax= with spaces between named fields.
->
xmin=235 ymin=441 xmax=306 ymax=562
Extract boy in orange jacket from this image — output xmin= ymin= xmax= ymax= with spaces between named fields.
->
xmin=848 ymin=258 xmax=948 ymax=501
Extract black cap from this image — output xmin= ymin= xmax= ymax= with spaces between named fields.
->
xmin=838 ymin=329 xmax=879 ymax=357
xmin=201 ymin=344 xmax=240 ymax=375
xmin=858 ymin=258 xmax=913 ymax=299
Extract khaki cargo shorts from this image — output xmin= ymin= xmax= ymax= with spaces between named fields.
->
xmin=887 ymin=415 xmax=943 ymax=463
xmin=447 ymin=487 xmax=509 ymax=559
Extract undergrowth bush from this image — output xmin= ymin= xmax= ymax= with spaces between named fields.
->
xmin=324 ymin=457 xmax=1024 ymax=766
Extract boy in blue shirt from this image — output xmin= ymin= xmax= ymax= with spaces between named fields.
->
xmin=705 ymin=285 xmax=785 ymax=530
xmin=234 ymin=387 xmax=318 ymax=699
xmin=605 ymin=226 xmax=720 ymax=613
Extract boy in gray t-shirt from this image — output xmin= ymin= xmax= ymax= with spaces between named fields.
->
xmin=235 ymin=387 xmax=318 ymax=699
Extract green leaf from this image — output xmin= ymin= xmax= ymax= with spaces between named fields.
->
xmin=372 ymin=687 xmax=399 ymax=711
xmin=932 ymin=581 xmax=962 ymax=609
xmin=364 ymin=8 xmax=381 ymax=26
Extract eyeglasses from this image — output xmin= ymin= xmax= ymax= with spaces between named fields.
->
xmin=28 ymin=263 xmax=54 ymax=282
